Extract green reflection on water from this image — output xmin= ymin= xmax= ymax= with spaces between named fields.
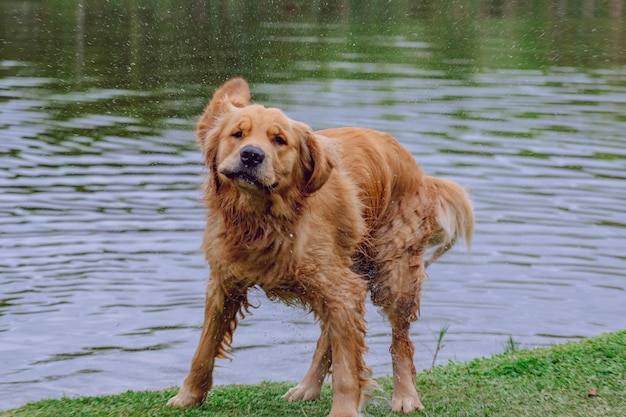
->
xmin=2 ymin=1 xmax=624 ymax=88
xmin=1 ymin=0 xmax=624 ymax=141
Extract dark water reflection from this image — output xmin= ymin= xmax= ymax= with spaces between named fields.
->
xmin=1 ymin=0 xmax=626 ymax=410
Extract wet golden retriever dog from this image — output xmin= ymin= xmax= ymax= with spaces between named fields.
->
xmin=167 ymin=78 xmax=474 ymax=416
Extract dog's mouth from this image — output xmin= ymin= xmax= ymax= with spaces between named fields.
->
xmin=221 ymin=170 xmax=278 ymax=191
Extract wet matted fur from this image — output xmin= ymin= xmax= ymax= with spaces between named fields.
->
xmin=167 ymin=78 xmax=474 ymax=417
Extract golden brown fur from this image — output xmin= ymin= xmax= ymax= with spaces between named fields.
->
xmin=167 ymin=78 xmax=474 ymax=417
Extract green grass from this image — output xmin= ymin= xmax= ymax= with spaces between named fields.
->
xmin=3 ymin=330 xmax=625 ymax=417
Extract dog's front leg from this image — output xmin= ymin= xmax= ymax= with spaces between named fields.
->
xmin=168 ymin=275 xmax=246 ymax=407
xmin=314 ymin=272 xmax=374 ymax=417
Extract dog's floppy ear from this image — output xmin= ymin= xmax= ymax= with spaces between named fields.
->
xmin=196 ymin=78 xmax=251 ymax=151
xmin=294 ymin=122 xmax=335 ymax=195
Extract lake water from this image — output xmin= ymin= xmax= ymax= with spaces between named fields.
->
xmin=1 ymin=1 xmax=625 ymax=410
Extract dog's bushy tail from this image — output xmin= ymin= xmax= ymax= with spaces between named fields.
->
xmin=424 ymin=177 xmax=474 ymax=268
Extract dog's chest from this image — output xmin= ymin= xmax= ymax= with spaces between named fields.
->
xmin=204 ymin=227 xmax=307 ymax=286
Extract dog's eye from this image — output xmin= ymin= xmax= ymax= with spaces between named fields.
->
xmin=274 ymin=135 xmax=287 ymax=146
xmin=232 ymin=130 xmax=243 ymax=139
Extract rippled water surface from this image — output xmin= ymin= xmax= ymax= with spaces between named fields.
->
xmin=1 ymin=1 xmax=626 ymax=410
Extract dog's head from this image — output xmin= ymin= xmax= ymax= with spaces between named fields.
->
xmin=197 ymin=78 xmax=334 ymax=213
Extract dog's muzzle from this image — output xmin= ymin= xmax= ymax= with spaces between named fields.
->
xmin=220 ymin=145 xmax=277 ymax=191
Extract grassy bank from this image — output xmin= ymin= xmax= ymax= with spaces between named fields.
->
xmin=3 ymin=330 xmax=625 ymax=416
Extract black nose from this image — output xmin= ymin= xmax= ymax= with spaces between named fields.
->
xmin=240 ymin=145 xmax=265 ymax=167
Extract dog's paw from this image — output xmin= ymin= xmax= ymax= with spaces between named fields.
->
xmin=167 ymin=387 xmax=205 ymax=407
xmin=391 ymin=392 xmax=424 ymax=413
xmin=283 ymin=383 xmax=322 ymax=401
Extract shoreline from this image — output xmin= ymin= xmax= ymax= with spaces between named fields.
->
xmin=3 ymin=330 xmax=624 ymax=416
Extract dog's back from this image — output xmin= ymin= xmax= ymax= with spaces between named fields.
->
xmin=317 ymin=126 xmax=473 ymax=266
xmin=316 ymin=127 xmax=425 ymax=225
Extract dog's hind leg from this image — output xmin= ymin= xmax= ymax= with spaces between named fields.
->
xmin=283 ymin=327 xmax=331 ymax=401
xmin=370 ymin=247 xmax=426 ymax=413
xmin=168 ymin=274 xmax=248 ymax=407
xmin=387 ymin=299 xmax=424 ymax=412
